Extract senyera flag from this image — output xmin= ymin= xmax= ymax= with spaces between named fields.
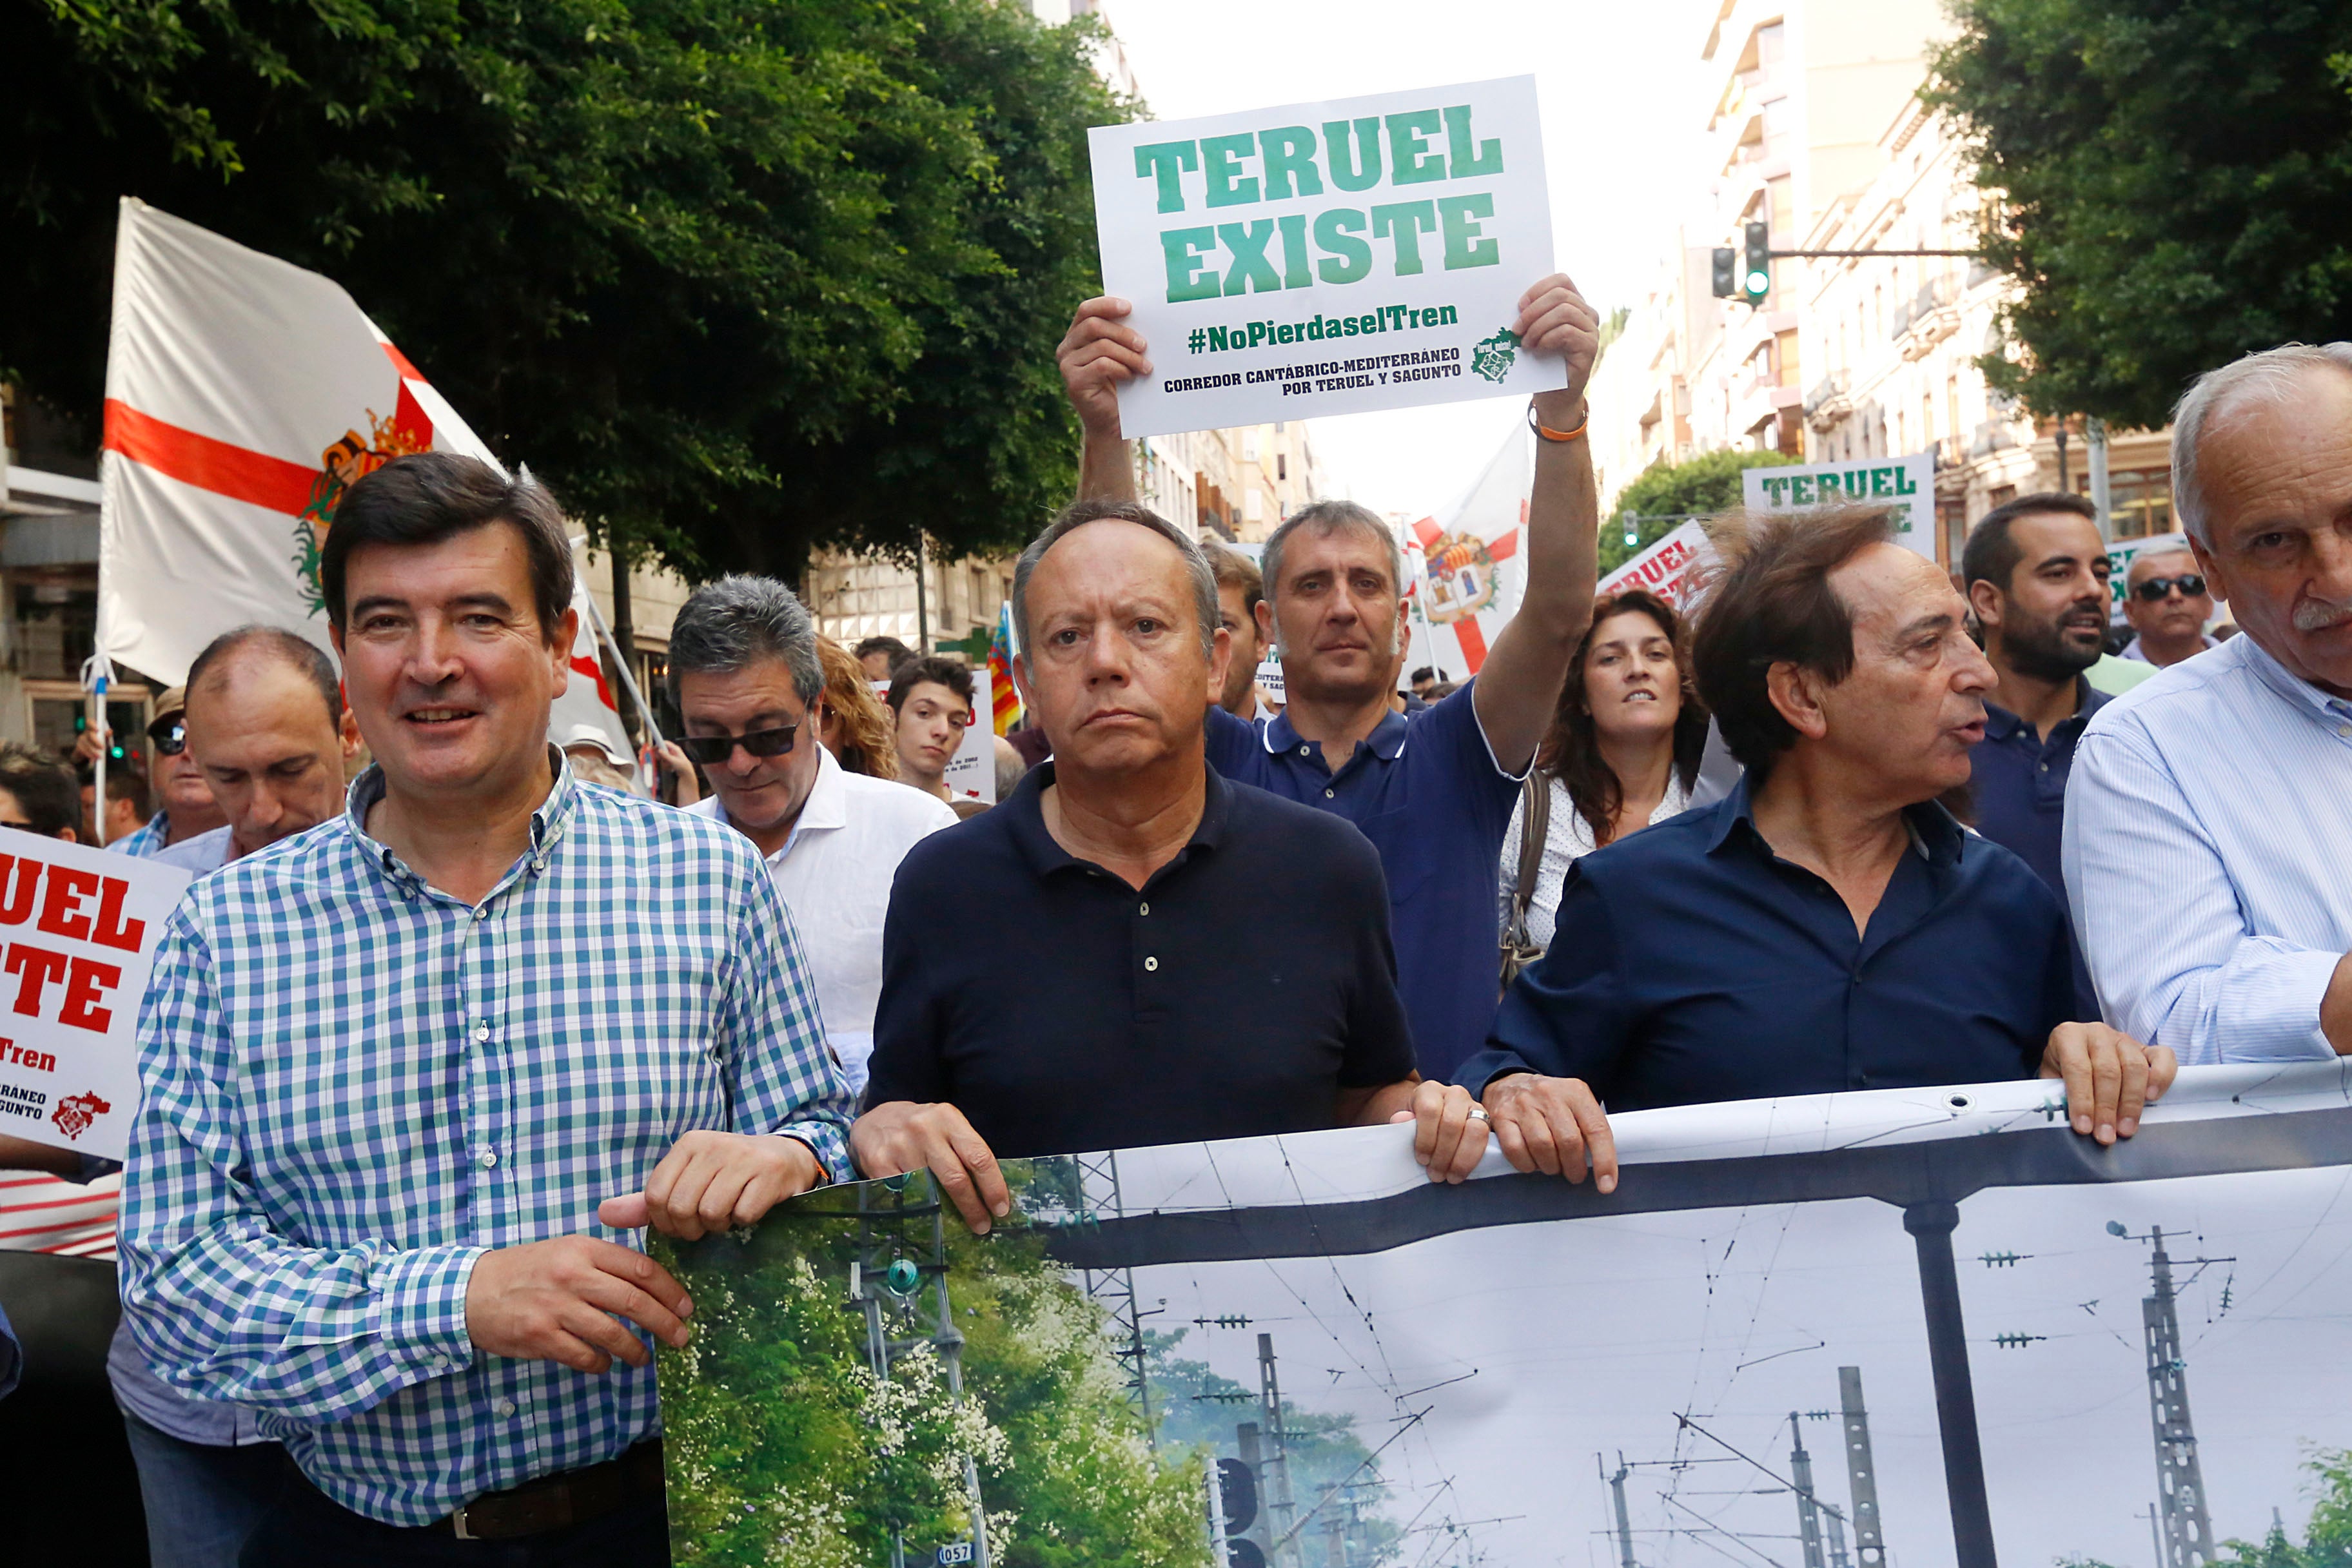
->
xmin=97 ymin=199 xmax=631 ymax=755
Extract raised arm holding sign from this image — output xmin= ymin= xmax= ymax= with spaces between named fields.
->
xmin=1057 ymin=258 xmax=1603 ymax=1083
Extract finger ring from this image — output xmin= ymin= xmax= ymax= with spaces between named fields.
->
xmin=1466 ymin=1106 xmax=1490 ymax=1123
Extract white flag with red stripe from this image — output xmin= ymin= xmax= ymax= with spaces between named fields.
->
xmin=1406 ymin=418 xmax=1531 ymax=676
xmin=97 ymin=199 xmax=629 ymax=751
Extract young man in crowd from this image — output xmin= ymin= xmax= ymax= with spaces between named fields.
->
xmin=2067 ymin=343 xmax=2352 ymax=1064
xmin=855 ymin=500 xmax=1491 ymax=1233
xmin=1455 ymin=507 xmax=2173 ymax=1191
xmin=104 ymin=687 xmax=230 ymax=858
xmin=84 ymin=765 xmax=152 ymax=847
xmin=887 ymin=654 xmax=976 ymax=804
xmin=1055 ymin=274 xmax=1603 ymax=1083
xmin=1204 ymin=543 xmax=1279 ymax=719
xmin=2118 ymin=542 xmax=2222 ymax=667
xmin=119 ymin=452 xmax=851 ymax=1565
xmin=671 ymin=576 xmax=956 ymax=1093
xmin=1959 ymin=493 xmax=2113 ymax=925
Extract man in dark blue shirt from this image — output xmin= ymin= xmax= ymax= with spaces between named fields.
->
xmin=1057 ymin=277 xmax=1606 ymax=1083
xmin=1959 ymin=491 xmax=2115 ymax=903
xmin=1455 ymin=506 xmax=2175 ymax=1192
xmin=857 ymin=501 xmax=1491 ymax=1232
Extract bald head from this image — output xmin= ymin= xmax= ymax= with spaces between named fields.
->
xmin=184 ymin=627 xmax=355 ymax=859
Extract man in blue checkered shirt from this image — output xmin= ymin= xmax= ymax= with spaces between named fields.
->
xmin=119 ymin=452 xmax=854 ymax=1564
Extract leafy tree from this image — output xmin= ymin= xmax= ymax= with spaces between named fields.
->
xmin=2208 ymin=1447 xmax=2352 ymax=1568
xmin=2 ymin=0 xmax=1131 ymax=581
xmin=1602 ymin=447 xmax=1800 ymax=576
xmin=1926 ymin=0 xmax=2352 ymax=429
xmin=657 ymin=1164 xmax=1209 ymax=1568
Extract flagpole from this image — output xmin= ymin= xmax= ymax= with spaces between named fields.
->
xmin=578 ymin=569 xmax=666 ymax=751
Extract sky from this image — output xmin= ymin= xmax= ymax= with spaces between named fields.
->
xmin=1099 ymin=0 xmax=1713 ymax=520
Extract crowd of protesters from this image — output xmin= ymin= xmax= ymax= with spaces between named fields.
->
xmin=0 ymin=270 xmax=2346 ymax=1566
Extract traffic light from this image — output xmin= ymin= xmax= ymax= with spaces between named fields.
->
xmin=1620 ymin=511 xmax=1640 ymax=549
xmin=1217 ymin=1457 xmax=1259 ymax=1538
xmin=1742 ymin=220 xmax=1771 ymax=304
xmin=1710 ymin=247 xmax=1736 ymax=298
xmin=1226 ymin=1545 xmax=1268 ymax=1568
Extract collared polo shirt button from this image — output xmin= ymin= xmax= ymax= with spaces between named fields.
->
xmin=1138 ymin=902 xmax=1149 ymax=916
xmin=1324 ymin=788 xmax=1335 ymax=799
xmin=495 ymin=1398 xmax=518 ymax=1418
xmin=477 ymin=1150 xmax=498 ymax=1169
xmin=473 ymin=906 xmax=489 ymax=921
xmin=1144 ymin=956 xmax=1159 ymax=972
xmin=1298 ymin=745 xmax=1310 ymax=756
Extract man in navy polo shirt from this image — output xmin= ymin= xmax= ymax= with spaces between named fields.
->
xmin=1451 ymin=506 xmax=2173 ymax=1195
xmin=1958 ymin=492 xmax=2114 ymax=905
xmin=856 ymin=501 xmax=1491 ymax=1232
xmin=1055 ymin=274 xmax=1605 ymax=1081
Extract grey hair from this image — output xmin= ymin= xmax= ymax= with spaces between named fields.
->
xmin=2171 ymin=342 xmax=2352 ymax=546
xmin=1012 ymin=500 xmax=1220 ymax=666
xmin=1260 ymin=500 xmax=1406 ymax=612
xmin=666 ymin=574 xmax=824 ymax=709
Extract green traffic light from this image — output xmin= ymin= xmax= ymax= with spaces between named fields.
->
xmin=1745 ymin=271 xmax=1770 ymax=295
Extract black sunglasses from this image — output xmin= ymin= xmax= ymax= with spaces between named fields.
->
xmin=2135 ymin=574 xmax=2206 ymax=601
xmin=675 ymin=725 xmax=799 ymax=766
xmin=147 ymin=718 xmax=188 ymax=756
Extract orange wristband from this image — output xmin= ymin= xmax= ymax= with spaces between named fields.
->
xmin=1527 ymin=404 xmax=1589 ymax=443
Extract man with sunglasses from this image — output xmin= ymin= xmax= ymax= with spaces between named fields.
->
xmin=674 ymin=576 xmax=956 ymax=1095
xmin=104 ymin=688 xmax=229 ymax=858
xmin=2120 ymin=545 xmax=2222 ymax=667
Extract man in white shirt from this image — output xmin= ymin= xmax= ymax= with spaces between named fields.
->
xmin=2065 ymin=342 xmax=2352 ymax=1064
xmin=672 ymin=577 xmax=956 ymax=1092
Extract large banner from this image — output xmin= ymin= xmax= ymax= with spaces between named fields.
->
xmin=98 ymin=199 xmax=630 ymax=752
xmin=1744 ymin=452 xmax=1937 ymax=559
xmin=655 ymin=1061 xmax=2352 ymax=1568
xmin=1090 ymin=79 xmax=1562 ymax=438
xmin=0 ymin=841 xmax=190 ymax=1162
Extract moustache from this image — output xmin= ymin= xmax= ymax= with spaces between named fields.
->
xmin=2293 ymin=597 xmax=2352 ymax=632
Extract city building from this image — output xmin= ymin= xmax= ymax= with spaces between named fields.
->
xmin=1591 ymin=0 xmax=2171 ymax=563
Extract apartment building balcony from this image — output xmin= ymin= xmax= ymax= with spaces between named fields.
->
xmin=1897 ymin=279 xmax=1961 ymax=362
xmin=1804 ymin=370 xmax=1853 ymax=431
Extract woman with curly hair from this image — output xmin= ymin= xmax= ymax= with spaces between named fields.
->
xmin=815 ymin=634 xmax=901 ymax=779
xmin=1500 ymin=589 xmax=1710 ymax=954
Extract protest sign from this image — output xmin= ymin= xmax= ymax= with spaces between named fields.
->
xmin=1744 ymin=451 xmax=1937 ymax=558
xmin=0 ymin=843 xmax=190 ymax=1162
xmin=656 ymin=1061 xmax=2352 ymax=1568
xmin=1089 ymin=77 xmax=1562 ymax=438
xmin=1600 ymin=518 xmax=1715 ymax=608
xmin=941 ymin=720 xmax=994 ymax=806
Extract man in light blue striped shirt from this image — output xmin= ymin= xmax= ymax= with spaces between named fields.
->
xmin=2065 ymin=342 xmax=2352 ymax=1065
xmin=121 ymin=453 xmax=852 ymax=1563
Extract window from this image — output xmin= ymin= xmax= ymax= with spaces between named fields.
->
xmin=14 ymin=580 xmax=95 ymax=683
xmin=2076 ymin=467 xmax=2174 ymax=540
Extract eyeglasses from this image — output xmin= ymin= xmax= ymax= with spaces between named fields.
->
xmin=2135 ymin=574 xmax=2206 ymax=601
xmin=674 ymin=725 xmax=799 ymax=767
xmin=148 ymin=718 xmax=188 ymax=756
